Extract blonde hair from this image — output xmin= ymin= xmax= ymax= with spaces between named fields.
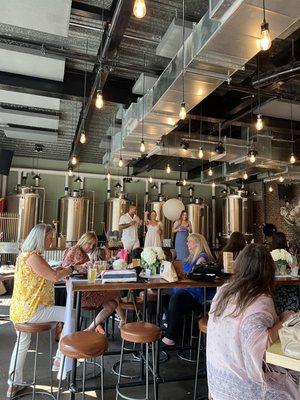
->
xmin=21 ymin=224 xmax=53 ymax=253
xmin=187 ymin=233 xmax=213 ymax=262
xmin=77 ymin=231 xmax=98 ymax=249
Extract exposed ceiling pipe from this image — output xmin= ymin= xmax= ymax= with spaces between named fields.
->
xmin=252 ymin=62 xmax=300 ymax=89
xmin=10 ymin=167 xmax=226 ymax=187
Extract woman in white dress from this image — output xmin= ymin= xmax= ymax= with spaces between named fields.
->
xmin=144 ymin=210 xmax=163 ymax=247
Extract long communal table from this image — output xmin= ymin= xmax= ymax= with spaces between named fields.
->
xmin=67 ymin=276 xmax=300 ymax=399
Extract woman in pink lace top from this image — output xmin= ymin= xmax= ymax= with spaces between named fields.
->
xmin=61 ymin=232 xmax=124 ymax=333
xmin=207 ymin=244 xmax=299 ymax=400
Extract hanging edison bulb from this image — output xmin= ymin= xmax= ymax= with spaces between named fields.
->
xmin=95 ymin=89 xmax=104 ymax=109
xmin=179 ymin=102 xmax=187 ymax=120
xmin=212 ymin=181 xmax=216 ymax=188
xmin=149 ymin=176 xmax=153 ymax=183
xmin=198 ymin=147 xmax=204 ymax=159
xmin=248 ymin=149 xmax=257 ymax=163
xmin=140 ymin=139 xmax=146 ymax=153
xmin=166 ymin=163 xmax=171 ymax=174
xmin=182 ymin=179 xmax=187 ymax=186
xmin=243 ymin=171 xmax=248 ymax=180
xmin=279 ymin=175 xmax=284 ymax=183
xmin=118 ymin=157 xmax=123 ymax=168
xmin=71 ymin=155 xmax=78 ymax=166
xmin=268 ymin=185 xmax=273 ymax=193
xmin=208 ymin=167 xmax=213 ymax=176
xmin=256 ymin=114 xmax=263 ymax=131
xmin=80 ymin=130 xmax=87 ymax=144
xmin=290 ymin=152 xmax=296 ymax=164
xmin=133 ymin=0 xmax=146 ymax=18
xmin=68 ymin=167 xmax=74 ymax=177
xmin=260 ymin=22 xmax=271 ymax=51
xmin=106 ymin=172 xmax=111 ymax=180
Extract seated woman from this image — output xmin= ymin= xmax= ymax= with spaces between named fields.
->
xmin=270 ymin=231 xmax=299 ymax=313
xmin=162 ymin=233 xmax=215 ymax=346
xmin=207 ymin=244 xmax=298 ymax=400
xmin=8 ymin=224 xmax=73 ymax=398
xmin=61 ymin=232 xmax=125 ymax=333
xmin=218 ymin=231 xmax=246 ymax=265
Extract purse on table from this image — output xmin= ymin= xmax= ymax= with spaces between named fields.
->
xmin=279 ymin=312 xmax=300 ymax=359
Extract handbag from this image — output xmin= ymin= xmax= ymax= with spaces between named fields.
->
xmin=187 ymin=261 xmax=222 ymax=282
xmin=160 ymin=260 xmax=178 ymax=283
xmin=279 ymin=312 xmax=300 ymax=359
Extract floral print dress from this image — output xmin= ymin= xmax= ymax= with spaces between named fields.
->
xmin=61 ymin=246 xmax=120 ymax=308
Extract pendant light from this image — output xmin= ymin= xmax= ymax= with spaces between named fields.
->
xmin=71 ymin=155 xmax=78 ymax=166
xmin=212 ymin=181 xmax=216 ymax=188
xmin=80 ymin=129 xmax=87 ymax=144
xmin=248 ymin=148 xmax=258 ymax=163
xmin=68 ymin=166 xmax=74 ymax=177
xmin=140 ymin=53 xmax=146 ymax=153
xmin=279 ymin=175 xmax=284 ymax=183
xmin=198 ymin=106 xmax=204 ymax=158
xmin=259 ymin=0 xmax=271 ymax=51
xmin=179 ymin=0 xmax=186 ymax=120
xmin=289 ymin=97 xmax=296 ymax=164
xmin=81 ymin=46 xmax=88 ymax=142
xmin=118 ymin=157 xmax=123 ymax=168
xmin=133 ymin=0 xmax=146 ymax=19
xmin=166 ymin=163 xmax=171 ymax=174
xmin=268 ymin=185 xmax=273 ymax=193
xmin=149 ymin=176 xmax=153 ymax=183
xmin=182 ymin=179 xmax=187 ymax=186
xmin=152 ymin=183 xmax=158 ymax=190
xmin=198 ymin=147 xmax=204 ymax=159
xmin=243 ymin=171 xmax=248 ymax=180
xmin=96 ymin=5 xmax=105 ymax=109
xmin=256 ymin=114 xmax=263 ymax=131
xmin=208 ymin=166 xmax=213 ymax=176
xmin=106 ymin=172 xmax=111 ymax=180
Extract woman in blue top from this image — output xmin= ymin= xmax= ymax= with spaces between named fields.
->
xmin=162 ymin=233 xmax=215 ymax=346
xmin=173 ymin=211 xmax=192 ymax=261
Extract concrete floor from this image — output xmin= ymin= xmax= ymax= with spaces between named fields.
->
xmin=0 ymin=295 xmax=208 ymax=400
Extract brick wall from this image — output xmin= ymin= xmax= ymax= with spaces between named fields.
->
xmin=252 ymin=183 xmax=300 ymax=243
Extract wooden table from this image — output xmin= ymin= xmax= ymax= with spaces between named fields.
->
xmin=68 ymin=276 xmax=300 ymax=399
xmin=266 ymin=340 xmax=300 ymax=372
xmin=0 ymin=272 xmax=14 ymax=282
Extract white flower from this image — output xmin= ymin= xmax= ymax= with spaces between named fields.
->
xmin=271 ymin=249 xmax=293 ymax=265
xmin=141 ymin=248 xmax=156 ymax=265
xmin=152 ymin=247 xmax=165 ymax=261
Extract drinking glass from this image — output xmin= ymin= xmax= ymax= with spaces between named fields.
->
xmin=88 ymin=263 xmax=97 ymax=284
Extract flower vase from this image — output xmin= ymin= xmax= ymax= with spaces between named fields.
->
xmin=275 ymin=261 xmax=287 ymax=276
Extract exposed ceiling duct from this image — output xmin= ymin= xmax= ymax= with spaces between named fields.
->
xmin=107 ymin=0 xmax=300 ymax=165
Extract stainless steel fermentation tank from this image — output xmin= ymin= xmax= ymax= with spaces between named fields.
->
xmin=6 ymin=187 xmax=40 ymax=241
xmin=222 ymin=195 xmax=252 ymax=237
xmin=187 ymin=200 xmax=210 ymax=239
xmin=58 ymin=190 xmax=90 ymax=242
xmin=148 ymin=200 xmax=172 ymax=239
xmin=104 ymin=197 xmax=130 ymax=233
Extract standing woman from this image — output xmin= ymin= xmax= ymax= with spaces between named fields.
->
xmin=8 ymin=224 xmax=73 ymax=398
xmin=270 ymin=231 xmax=299 ymax=313
xmin=61 ymin=232 xmax=125 ymax=332
xmin=173 ymin=210 xmax=192 ymax=261
xmin=144 ymin=210 xmax=163 ymax=247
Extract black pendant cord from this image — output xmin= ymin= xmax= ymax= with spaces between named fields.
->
xmin=182 ymin=0 xmax=185 ymax=104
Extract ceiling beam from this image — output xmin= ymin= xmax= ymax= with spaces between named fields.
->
xmin=72 ymin=1 xmax=113 ymax=21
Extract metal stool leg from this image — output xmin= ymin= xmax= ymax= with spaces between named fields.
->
xmin=152 ymin=342 xmax=157 ymax=400
xmin=100 ymin=355 xmax=104 ymax=400
xmin=116 ymin=339 xmax=125 ymax=400
xmin=145 ymin=343 xmax=149 ymax=400
xmin=82 ymin=360 xmax=86 ymax=400
xmin=9 ymin=332 xmax=22 ymax=400
xmin=32 ymin=333 xmax=39 ymax=400
xmin=193 ymin=330 xmax=202 ymax=400
xmin=181 ymin=316 xmax=186 ymax=346
xmin=49 ymin=330 xmax=53 ymax=395
xmin=56 ymin=355 xmax=66 ymax=400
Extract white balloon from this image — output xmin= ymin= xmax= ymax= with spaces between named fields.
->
xmin=163 ymin=198 xmax=185 ymax=221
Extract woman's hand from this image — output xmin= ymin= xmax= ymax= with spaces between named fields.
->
xmin=279 ymin=310 xmax=295 ymax=322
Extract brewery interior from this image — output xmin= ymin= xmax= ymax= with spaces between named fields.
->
xmin=0 ymin=0 xmax=300 ymax=399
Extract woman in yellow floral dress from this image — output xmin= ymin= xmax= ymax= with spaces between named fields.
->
xmin=8 ymin=224 xmax=73 ymax=398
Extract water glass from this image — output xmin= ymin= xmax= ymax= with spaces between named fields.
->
xmin=88 ymin=263 xmax=97 ymax=284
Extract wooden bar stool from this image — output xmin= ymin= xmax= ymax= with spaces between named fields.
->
xmin=116 ymin=322 xmax=161 ymax=400
xmin=10 ymin=322 xmax=57 ymax=400
xmin=57 ymin=331 xmax=108 ymax=400
xmin=194 ymin=317 xmax=211 ymax=400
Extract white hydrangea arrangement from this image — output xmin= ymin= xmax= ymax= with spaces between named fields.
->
xmin=141 ymin=247 xmax=165 ymax=275
xmin=271 ymin=249 xmax=293 ymax=275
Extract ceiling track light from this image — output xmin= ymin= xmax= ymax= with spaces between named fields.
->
xmin=140 ymin=138 xmax=146 ymax=153
xmin=80 ymin=130 xmax=87 ymax=144
xmin=133 ymin=0 xmax=146 ymax=18
xmin=95 ymin=89 xmax=104 ymax=109
xmin=71 ymin=155 xmax=78 ymax=166
xmin=259 ymin=0 xmax=271 ymax=51
xmin=256 ymin=114 xmax=263 ymax=131
xmin=166 ymin=163 xmax=171 ymax=174
xmin=248 ymin=149 xmax=258 ymax=163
